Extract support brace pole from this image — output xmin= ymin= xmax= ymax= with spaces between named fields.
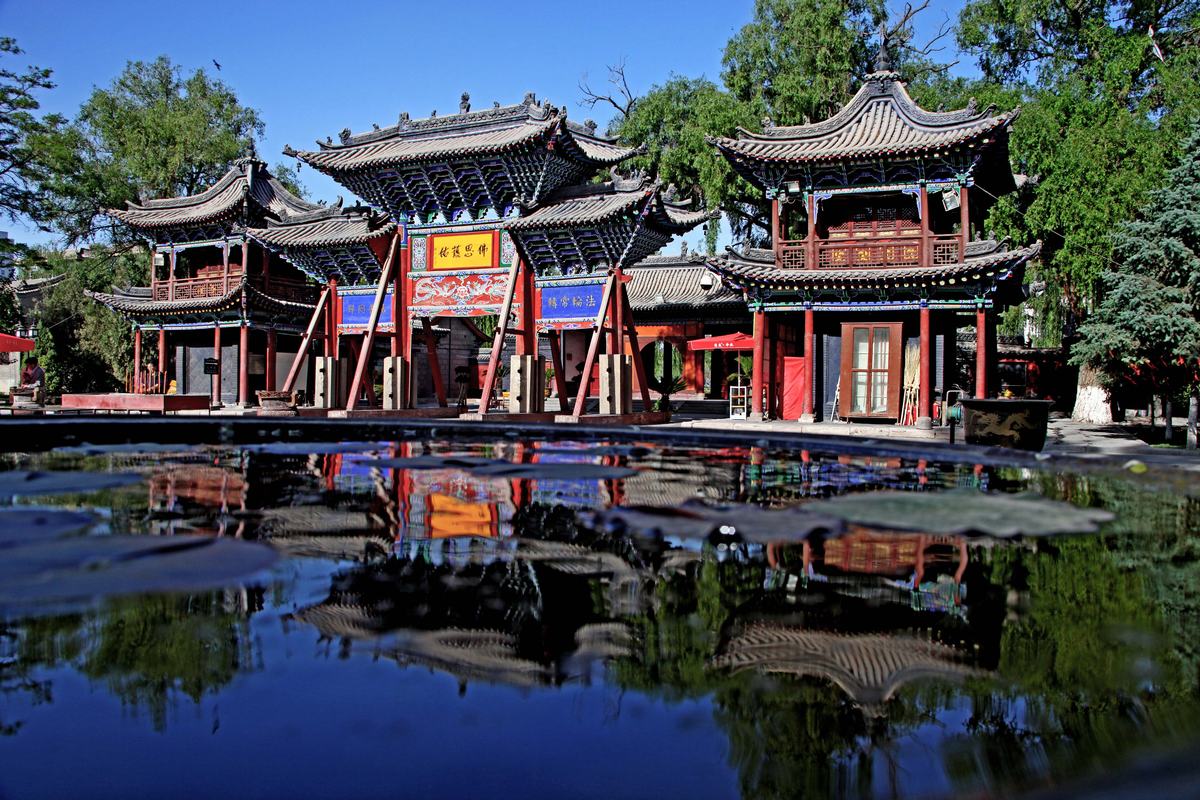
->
xmin=422 ymin=317 xmax=446 ymax=407
xmin=478 ymin=258 xmax=523 ymax=414
xmin=620 ymin=287 xmax=653 ymax=411
xmin=572 ymin=272 xmax=617 ymax=417
xmin=347 ymin=232 xmax=401 ymax=411
xmin=283 ymin=287 xmax=330 ymax=394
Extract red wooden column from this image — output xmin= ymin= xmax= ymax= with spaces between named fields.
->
xmin=959 ymin=185 xmax=970 ymax=254
xmin=918 ymin=304 xmax=932 ymax=424
xmin=132 ymin=327 xmax=142 ymax=393
xmin=919 ymin=185 xmax=931 ymax=268
xmin=975 ymin=307 xmax=988 ymax=398
xmin=771 ymin=197 xmax=781 ymax=267
xmin=751 ymin=308 xmax=766 ymax=418
xmin=806 ymin=193 xmax=817 ymax=269
xmin=238 ymin=322 xmax=250 ymax=406
xmin=157 ymin=328 xmax=167 ymax=391
xmin=212 ymin=323 xmax=222 ymax=407
xmin=265 ymin=328 xmax=277 ymax=392
xmin=802 ymin=307 xmax=815 ymax=419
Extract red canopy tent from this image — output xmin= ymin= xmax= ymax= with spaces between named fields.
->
xmin=687 ymin=332 xmax=754 ymax=351
xmin=0 ymin=333 xmax=34 ymax=353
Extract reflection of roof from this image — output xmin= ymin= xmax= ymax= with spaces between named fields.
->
xmin=709 ymin=72 xmax=1017 ymax=164
xmin=108 ymin=159 xmax=322 ymax=230
xmin=293 ymin=98 xmax=635 ymax=174
xmin=706 ymin=240 xmax=1042 ymax=290
xmin=712 ymin=622 xmax=981 ymax=714
xmin=294 ymin=603 xmax=553 ymax=688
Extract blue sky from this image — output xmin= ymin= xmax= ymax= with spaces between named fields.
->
xmin=2 ymin=0 xmax=972 ymax=247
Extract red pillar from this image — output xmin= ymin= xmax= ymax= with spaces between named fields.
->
xmin=212 ymin=324 xmax=222 ymax=407
xmin=238 ymin=322 xmax=249 ymax=406
xmin=771 ymin=197 xmax=781 ymax=267
xmin=918 ymin=305 xmax=932 ymax=423
xmin=751 ymin=308 xmax=766 ymax=418
xmin=975 ymin=307 xmax=988 ymax=398
xmin=132 ymin=327 xmax=142 ymax=394
xmin=157 ymin=328 xmax=167 ymax=393
xmin=265 ymin=328 xmax=277 ymax=392
xmin=802 ymin=307 xmax=815 ymax=419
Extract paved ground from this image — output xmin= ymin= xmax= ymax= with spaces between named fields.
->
xmin=1042 ymin=415 xmax=1200 ymax=472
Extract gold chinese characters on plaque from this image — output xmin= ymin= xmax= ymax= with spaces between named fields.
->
xmin=429 ymin=232 xmax=496 ymax=270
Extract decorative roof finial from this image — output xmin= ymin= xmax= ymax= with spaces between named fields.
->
xmin=584 ymin=119 xmax=598 ymax=133
xmin=762 ymin=116 xmax=775 ymax=130
xmin=523 ymin=91 xmax=536 ymax=106
xmin=680 ymin=240 xmax=689 ymax=257
xmin=339 ymin=128 xmax=351 ymax=144
xmin=874 ymin=22 xmax=894 ymax=73
xmin=398 ymin=111 xmax=410 ymax=129
xmin=460 ymin=92 xmax=471 ymax=113
xmin=430 ymin=110 xmax=437 ymax=118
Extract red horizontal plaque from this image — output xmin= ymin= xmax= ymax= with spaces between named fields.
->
xmin=409 ymin=271 xmax=514 ymax=317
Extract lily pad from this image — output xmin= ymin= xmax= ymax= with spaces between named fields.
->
xmin=471 ymin=462 xmax=637 ymax=480
xmin=589 ymin=500 xmax=843 ymax=543
xmin=0 ymin=534 xmax=278 ymax=614
xmin=239 ymin=441 xmax=387 ymax=455
xmin=0 ymin=509 xmax=96 ymax=547
xmin=365 ymin=455 xmax=507 ymax=470
xmin=804 ymin=490 xmax=1115 ymax=537
xmin=0 ymin=470 xmax=142 ymax=497
xmin=58 ymin=442 xmax=200 ymax=456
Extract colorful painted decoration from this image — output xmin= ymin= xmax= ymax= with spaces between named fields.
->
xmin=338 ymin=288 xmax=395 ymax=331
xmin=409 ymin=271 xmax=512 ymax=316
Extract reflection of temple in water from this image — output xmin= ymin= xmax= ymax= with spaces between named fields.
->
xmin=712 ymin=623 xmax=981 ymax=716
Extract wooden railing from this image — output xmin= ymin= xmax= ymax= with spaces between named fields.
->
xmin=152 ymin=274 xmax=314 ymax=303
xmin=777 ymin=234 xmax=963 ymax=270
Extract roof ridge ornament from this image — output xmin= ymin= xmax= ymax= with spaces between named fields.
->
xmin=460 ymin=92 xmax=470 ymax=114
xmin=874 ymin=22 xmax=894 ymax=73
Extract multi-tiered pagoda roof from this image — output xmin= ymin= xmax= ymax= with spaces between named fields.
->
xmin=709 ymin=70 xmax=1019 ymax=192
xmin=625 ymin=250 xmax=744 ymax=322
xmin=108 ymin=158 xmax=323 ymax=243
xmin=288 ymin=95 xmax=640 ymax=224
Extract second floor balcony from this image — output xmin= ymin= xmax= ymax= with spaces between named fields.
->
xmin=151 ymin=271 xmax=314 ymax=303
xmin=777 ymin=234 xmax=964 ymax=270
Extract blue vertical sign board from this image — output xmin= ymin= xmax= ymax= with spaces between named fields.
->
xmin=540 ymin=281 xmax=604 ymax=321
xmin=339 ymin=290 xmax=394 ymax=329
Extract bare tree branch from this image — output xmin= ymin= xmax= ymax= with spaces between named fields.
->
xmin=579 ymin=59 xmax=638 ymax=121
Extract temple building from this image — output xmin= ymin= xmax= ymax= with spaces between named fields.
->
xmin=706 ymin=64 xmax=1041 ymax=424
xmin=90 ymin=158 xmax=323 ymax=406
xmin=287 ymin=94 xmax=646 ymax=413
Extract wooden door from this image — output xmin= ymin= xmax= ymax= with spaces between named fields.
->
xmin=838 ymin=322 xmax=903 ymax=419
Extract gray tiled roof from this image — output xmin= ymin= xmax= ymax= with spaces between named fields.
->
xmin=625 ymin=253 xmax=742 ymax=312
xmin=710 ymin=71 xmax=1017 ymax=164
xmin=706 ymin=240 xmax=1041 ymax=290
xmin=85 ymin=280 xmax=316 ymax=318
xmin=243 ymin=203 xmax=396 ymax=250
xmin=292 ymin=98 xmax=636 ymax=174
xmin=107 ymin=159 xmax=322 ymax=230
xmin=506 ymin=178 xmax=716 ymax=232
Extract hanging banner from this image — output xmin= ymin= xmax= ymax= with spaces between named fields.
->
xmin=409 ymin=271 xmax=513 ymax=317
xmin=338 ymin=288 xmax=395 ymax=331
xmin=429 ymin=232 xmax=497 ymax=270
xmin=538 ymin=278 xmax=606 ymax=330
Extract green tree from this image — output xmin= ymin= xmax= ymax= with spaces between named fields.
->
xmin=0 ymin=279 xmax=20 ymax=332
xmin=0 ymin=38 xmax=60 ymax=239
xmin=34 ymin=56 xmax=264 ymax=244
xmin=1072 ymin=123 xmax=1200 ymax=446
xmin=615 ymin=76 xmax=758 ymax=247
xmin=721 ymin=0 xmax=883 ymax=126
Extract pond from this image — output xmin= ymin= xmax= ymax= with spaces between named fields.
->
xmin=1 ymin=425 xmax=1198 ymax=799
